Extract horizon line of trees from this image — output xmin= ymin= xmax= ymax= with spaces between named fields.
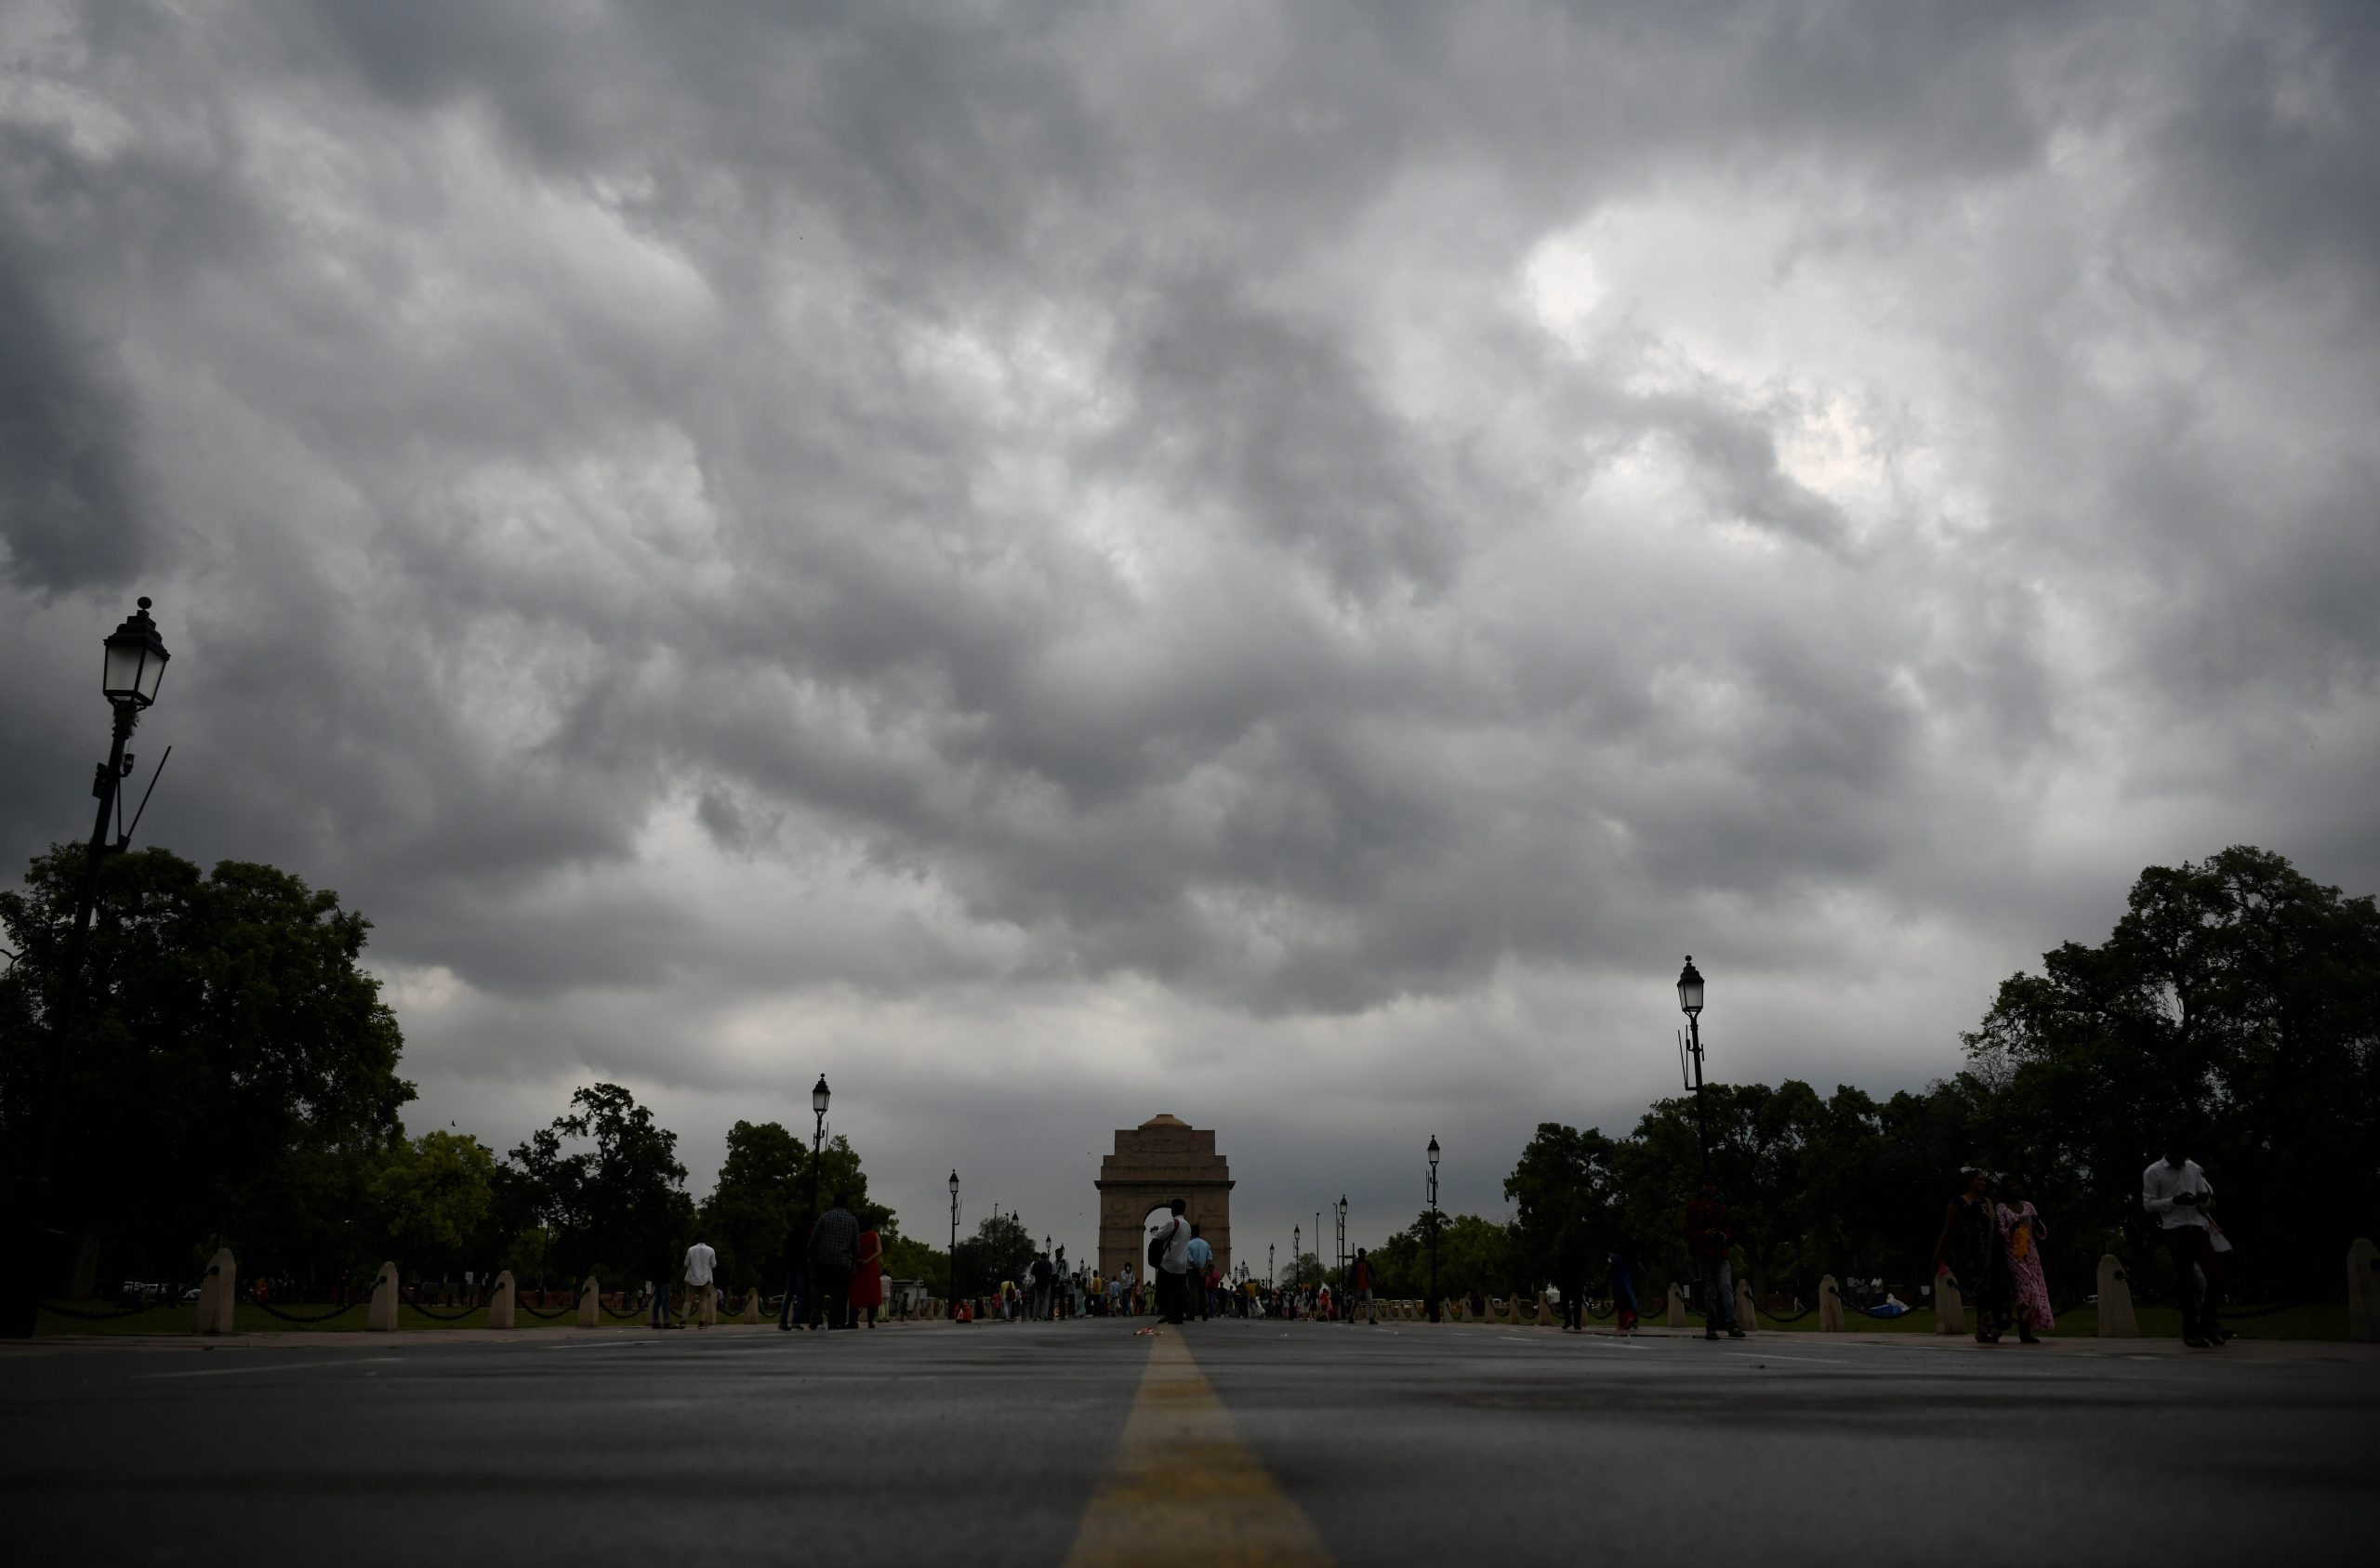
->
xmin=7 ymin=841 xmax=2372 ymax=1311
xmin=1352 ymin=846 xmax=2378 ymax=1310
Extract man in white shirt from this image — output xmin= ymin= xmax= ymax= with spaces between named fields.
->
xmin=681 ymin=1238 xmax=719 ymax=1329
xmin=2143 ymin=1151 xmax=2224 ymax=1348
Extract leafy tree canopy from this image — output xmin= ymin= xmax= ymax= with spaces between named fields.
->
xmin=0 ymin=845 xmax=414 ymax=1285
xmin=509 ymin=1082 xmax=692 ymax=1285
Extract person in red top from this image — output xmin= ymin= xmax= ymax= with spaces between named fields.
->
xmin=848 ymin=1223 xmax=884 ymax=1329
xmin=1350 ymin=1247 xmax=1377 ymax=1324
xmin=1683 ymin=1179 xmax=1744 ymax=1339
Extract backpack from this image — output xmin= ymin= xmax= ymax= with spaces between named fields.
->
xmin=1148 ymin=1219 xmax=1176 ymax=1270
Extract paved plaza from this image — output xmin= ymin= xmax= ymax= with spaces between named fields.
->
xmin=4 ymin=1320 xmax=2375 ymax=1564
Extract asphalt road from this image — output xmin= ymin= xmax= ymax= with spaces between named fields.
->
xmin=4 ymin=1321 xmax=2375 ymax=1565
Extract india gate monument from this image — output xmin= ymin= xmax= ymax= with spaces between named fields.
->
xmin=1095 ymin=1114 xmax=1234 ymax=1282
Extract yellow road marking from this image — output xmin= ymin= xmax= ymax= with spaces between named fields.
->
xmin=1062 ymin=1331 xmax=1335 ymax=1567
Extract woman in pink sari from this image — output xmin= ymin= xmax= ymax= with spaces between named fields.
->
xmin=1997 ymin=1178 xmax=2053 ymax=1343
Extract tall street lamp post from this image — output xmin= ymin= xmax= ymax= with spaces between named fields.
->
xmin=1426 ymin=1136 xmax=1441 ymax=1324
xmin=1677 ymin=956 xmax=1708 ymax=1178
xmin=1267 ymin=1243 xmax=1275 ymax=1287
xmin=804 ymin=1074 xmax=830 ymax=1326
xmin=947 ymin=1170 xmax=959 ymax=1319
xmin=1335 ymin=1195 xmax=1348 ymax=1325
xmin=6 ymin=600 xmax=171 ymax=1338
xmin=71 ymin=599 xmax=172 ymax=959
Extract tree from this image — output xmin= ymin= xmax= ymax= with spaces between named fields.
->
xmin=699 ymin=1125 xmax=891 ymax=1291
xmin=702 ymin=1120 xmax=805 ymax=1290
xmin=0 ymin=846 xmax=414 ymax=1294
xmin=952 ymin=1211 xmax=1033 ymax=1299
xmin=367 ymin=1130 xmax=498 ymax=1276
xmin=508 ymin=1083 xmax=692 ymax=1285
xmin=1504 ymin=1122 xmax=1622 ymax=1291
xmin=1967 ymin=845 xmax=2380 ymax=1296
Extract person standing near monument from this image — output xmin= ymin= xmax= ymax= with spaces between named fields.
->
xmin=2144 ymin=1148 xmax=2226 ymax=1348
xmin=809 ymin=1192 xmax=860 ymax=1330
xmin=1184 ymin=1224 xmax=1214 ymax=1320
xmin=1684 ymin=1179 xmax=1744 ymax=1340
xmin=1154 ymin=1198 xmax=1192 ymax=1324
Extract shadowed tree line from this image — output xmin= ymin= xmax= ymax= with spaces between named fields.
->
xmin=0 ymin=844 xmax=945 ymax=1300
xmin=7 ymin=842 xmax=2371 ymax=1310
xmin=1366 ymin=847 xmax=2379 ymax=1309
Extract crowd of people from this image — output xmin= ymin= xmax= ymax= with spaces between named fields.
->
xmin=973 ymin=1205 xmax=1384 ymax=1325
xmin=657 ymin=1156 xmax=2240 ymax=1350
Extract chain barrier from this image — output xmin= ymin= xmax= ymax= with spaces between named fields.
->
xmin=598 ymin=1297 xmax=644 ymax=1322
xmin=1755 ymin=1302 xmax=1816 ymax=1324
xmin=513 ymin=1287 xmax=582 ymax=1321
xmin=397 ymin=1287 xmax=482 ymax=1323
xmin=36 ymin=1298 xmax=165 ymax=1322
xmin=254 ymin=1297 xmax=371 ymax=1324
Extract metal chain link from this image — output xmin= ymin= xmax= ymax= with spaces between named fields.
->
xmin=36 ymin=1298 xmax=164 ymax=1322
xmin=396 ymin=1287 xmax=482 ymax=1322
xmin=254 ymin=1297 xmax=372 ymax=1324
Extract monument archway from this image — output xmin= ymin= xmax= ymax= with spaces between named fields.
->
xmin=1096 ymin=1114 xmax=1234 ymax=1283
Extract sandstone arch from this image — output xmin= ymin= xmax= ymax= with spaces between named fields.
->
xmin=1096 ymin=1113 xmax=1234 ymax=1283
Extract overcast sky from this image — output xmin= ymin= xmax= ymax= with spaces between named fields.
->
xmin=4 ymin=1 xmax=2373 ymax=1272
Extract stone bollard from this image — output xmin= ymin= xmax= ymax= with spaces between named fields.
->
xmin=487 ymin=1270 xmax=516 ymax=1330
xmin=742 ymin=1288 xmax=760 ymax=1325
xmin=575 ymin=1276 xmax=601 ymax=1329
xmin=2096 ymin=1254 xmax=2137 ymax=1337
xmin=692 ymin=1284 xmax=716 ymax=1327
xmin=194 ymin=1247 xmax=238 ymax=1336
xmin=1735 ymin=1279 xmax=1758 ymax=1334
xmin=1665 ymin=1283 xmax=1686 ymax=1327
xmin=1818 ymin=1275 xmax=1845 ymax=1333
xmin=366 ymin=1261 xmax=400 ymax=1332
xmin=2351 ymin=1239 xmax=2380 ymax=1343
xmin=1934 ymin=1275 xmax=1965 ymax=1336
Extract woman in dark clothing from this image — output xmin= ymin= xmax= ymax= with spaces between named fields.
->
xmin=1932 ymin=1167 xmax=2013 ymax=1343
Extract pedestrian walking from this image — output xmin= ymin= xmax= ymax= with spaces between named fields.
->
xmin=1933 ymin=1167 xmax=2012 ymax=1343
xmin=1996 ymin=1179 xmax=2052 ymax=1343
xmin=1184 ymin=1225 xmax=1214 ymax=1320
xmin=650 ymin=1236 xmax=680 ymax=1331
xmin=809 ymin=1192 xmax=860 ymax=1330
xmin=681 ymin=1235 xmax=718 ymax=1329
xmin=1684 ymin=1179 xmax=1744 ymax=1339
xmin=1606 ymin=1245 xmax=1639 ymax=1333
xmin=1554 ymin=1222 xmax=1588 ymax=1333
xmin=778 ymin=1208 xmax=813 ymax=1332
xmin=850 ymin=1222 xmax=883 ymax=1329
xmin=2144 ymin=1148 xmax=2227 ymax=1348
xmin=1350 ymin=1248 xmax=1377 ymax=1324
xmin=1152 ymin=1199 xmax=1192 ymax=1324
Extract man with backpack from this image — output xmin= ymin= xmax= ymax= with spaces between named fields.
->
xmin=1150 ymin=1198 xmax=1192 ymax=1324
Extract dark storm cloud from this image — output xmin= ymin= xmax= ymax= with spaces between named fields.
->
xmin=3 ymin=1 xmax=2376 ymax=1237
xmin=0 ymin=125 xmax=152 ymax=589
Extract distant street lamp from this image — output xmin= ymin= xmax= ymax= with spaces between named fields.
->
xmin=803 ymin=1074 xmax=830 ymax=1326
xmin=948 ymin=1169 xmax=960 ymax=1319
xmin=1268 ymin=1243 xmax=1275 ymax=1287
xmin=1678 ymin=956 xmax=1708 ymax=1178
xmin=1426 ymin=1136 xmax=1441 ymax=1324
xmin=1335 ymin=1195 xmax=1349 ymax=1326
